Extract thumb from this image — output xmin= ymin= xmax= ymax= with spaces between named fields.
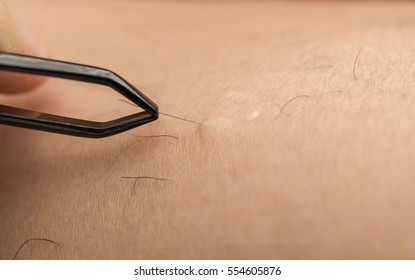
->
xmin=0 ymin=0 xmax=47 ymax=93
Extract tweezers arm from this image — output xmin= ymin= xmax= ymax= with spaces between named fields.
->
xmin=0 ymin=104 xmax=154 ymax=138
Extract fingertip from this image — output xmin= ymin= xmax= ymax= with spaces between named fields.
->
xmin=0 ymin=1 xmax=48 ymax=93
xmin=18 ymin=21 xmax=48 ymax=58
xmin=0 ymin=71 xmax=46 ymax=94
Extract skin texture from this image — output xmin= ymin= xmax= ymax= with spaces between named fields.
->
xmin=1 ymin=0 xmax=415 ymax=259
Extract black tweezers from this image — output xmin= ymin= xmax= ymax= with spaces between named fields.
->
xmin=0 ymin=52 xmax=158 ymax=138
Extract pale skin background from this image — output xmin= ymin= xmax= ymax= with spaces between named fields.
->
xmin=1 ymin=0 xmax=415 ymax=259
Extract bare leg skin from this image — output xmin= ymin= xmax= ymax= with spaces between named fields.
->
xmin=1 ymin=0 xmax=415 ymax=259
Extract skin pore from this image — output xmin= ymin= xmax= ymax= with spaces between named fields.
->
xmin=1 ymin=0 xmax=415 ymax=259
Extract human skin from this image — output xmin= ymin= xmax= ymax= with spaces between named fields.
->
xmin=1 ymin=0 xmax=415 ymax=259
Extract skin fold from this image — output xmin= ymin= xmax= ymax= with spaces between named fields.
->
xmin=1 ymin=0 xmax=415 ymax=259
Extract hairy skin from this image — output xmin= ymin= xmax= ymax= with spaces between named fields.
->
xmin=1 ymin=0 xmax=415 ymax=259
